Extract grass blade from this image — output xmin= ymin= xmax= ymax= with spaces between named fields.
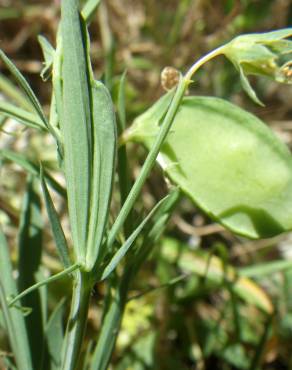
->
xmin=18 ymin=177 xmax=44 ymax=370
xmin=116 ymin=71 xmax=132 ymax=237
xmin=40 ymin=169 xmax=71 ymax=268
xmin=100 ymin=194 xmax=172 ymax=281
xmin=0 ymin=229 xmax=33 ymax=370
xmin=0 ymin=99 xmax=46 ymax=130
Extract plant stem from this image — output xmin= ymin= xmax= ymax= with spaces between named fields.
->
xmin=106 ymin=78 xmax=186 ymax=251
xmin=91 ymin=272 xmax=130 ymax=370
xmin=106 ymin=45 xmax=224 ymax=252
xmin=61 ymin=270 xmax=92 ymax=370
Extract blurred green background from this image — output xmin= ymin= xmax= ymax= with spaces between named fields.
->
xmin=1 ymin=1 xmax=292 ymax=369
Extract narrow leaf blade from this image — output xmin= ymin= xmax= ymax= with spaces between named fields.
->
xmin=40 ymin=169 xmax=71 ymax=269
xmin=0 ymin=100 xmax=46 ymax=130
xmin=86 ymin=81 xmax=117 ymax=269
xmin=101 ymin=194 xmax=172 ymax=281
xmin=0 ymin=229 xmax=33 ymax=370
xmin=18 ymin=177 xmax=44 ymax=370
xmin=61 ymin=0 xmax=92 ymax=261
xmin=0 ymin=49 xmax=48 ymax=127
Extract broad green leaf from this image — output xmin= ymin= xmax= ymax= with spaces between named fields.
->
xmin=86 ymin=81 xmax=116 ymax=270
xmin=61 ymin=0 xmax=92 ymax=262
xmin=18 ymin=177 xmax=44 ymax=370
xmin=127 ymin=96 xmax=292 ymax=239
xmin=0 ymin=229 xmax=33 ymax=370
xmin=40 ymin=170 xmax=71 ymax=269
xmin=0 ymin=99 xmax=46 ymax=130
xmin=100 ymin=194 xmax=171 ymax=281
xmin=0 ymin=149 xmax=66 ymax=198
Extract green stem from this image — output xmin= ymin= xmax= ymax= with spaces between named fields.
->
xmin=106 ymin=45 xmax=224 ymax=252
xmin=91 ymin=272 xmax=130 ymax=370
xmin=61 ymin=270 xmax=92 ymax=370
xmin=106 ymin=78 xmax=187 ymax=250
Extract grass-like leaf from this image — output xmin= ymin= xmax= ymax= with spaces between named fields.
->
xmin=18 ymin=177 xmax=44 ymax=370
xmin=0 ymin=229 xmax=33 ymax=370
xmin=9 ymin=263 xmax=79 ymax=307
xmin=44 ymin=298 xmax=66 ymax=370
xmin=40 ymin=169 xmax=71 ymax=269
xmin=100 ymin=194 xmax=173 ymax=281
xmin=92 ymin=188 xmax=180 ymax=370
xmin=0 ymin=49 xmax=48 ymax=127
xmin=81 ymin=0 xmax=101 ymax=23
xmin=0 ymin=99 xmax=46 ymax=130
xmin=0 ymin=149 xmax=66 ymax=197
xmin=0 ymin=73 xmax=32 ymax=111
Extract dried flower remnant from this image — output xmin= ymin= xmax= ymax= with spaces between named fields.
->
xmin=161 ymin=66 xmax=180 ymax=91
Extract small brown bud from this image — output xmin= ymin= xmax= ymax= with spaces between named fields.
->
xmin=161 ymin=66 xmax=180 ymax=91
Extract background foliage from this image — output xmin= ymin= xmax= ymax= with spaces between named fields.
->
xmin=1 ymin=0 xmax=292 ymax=369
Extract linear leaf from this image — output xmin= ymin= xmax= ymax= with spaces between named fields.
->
xmin=0 ymin=49 xmax=48 ymax=127
xmin=81 ymin=0 xmax=101 ymax=23
xmin=9 ymin=263 xmax=79 ymax=307
xmin=61 ymin=0 xmax=92 ymax=262
xmin=239 ymin=259 xmax=292 ymax=277
xmin=0 ymin=73 xmax=32 ymax=111
xmin=0 ymin=149 xmax=66 ymax=198
xmin=44 ymin=298 xmax=66 ymax=370
xmin=117 ymin=70 xmax=127 ymax=132
xmin=100 ymin=194 xmax=172 ymax=281
xmin=92 ymin=188 xmax=180 ymax=370
xmin=40 ymin=169 xmax=71 ymax=269
xmin=86 ymin=80 xmax=116 ymax=270
xmin=0 ymin=99 xmax=46 ymax=130
xmin=18 ymin=177 xmax=44 ymax=370
xmin=0 ymin=229 xmax=33 ymax=370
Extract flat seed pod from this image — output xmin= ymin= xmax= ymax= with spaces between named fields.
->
xmin=128 ymin=96 xmax=292 ymax=239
